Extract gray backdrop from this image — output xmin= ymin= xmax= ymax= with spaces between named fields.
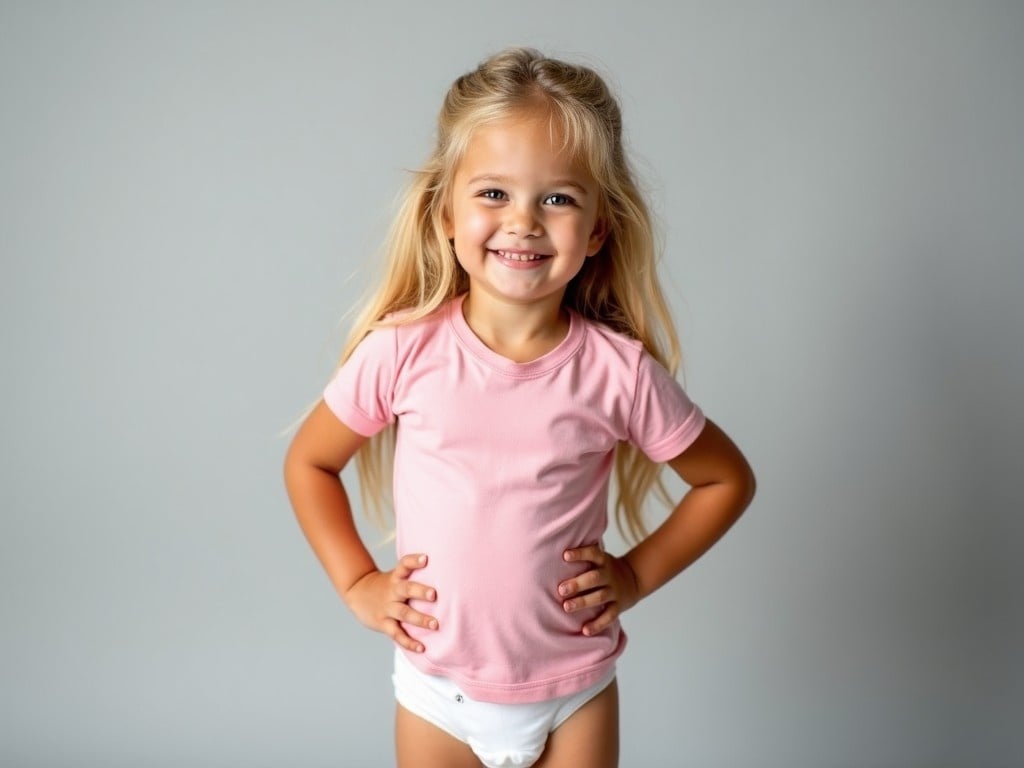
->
xmin=2 ymin=2 xmax=1022 ymax=766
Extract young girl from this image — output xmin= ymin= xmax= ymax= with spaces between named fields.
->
xmin=284 ymin=48 xmax=755 ymax=768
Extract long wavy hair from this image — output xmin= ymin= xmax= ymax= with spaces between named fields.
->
xmin=339 ymin=47 xmax=682 ymax=543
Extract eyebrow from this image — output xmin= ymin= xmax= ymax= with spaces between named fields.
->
xmin=466 ymin=174 xmax=589 ymax=195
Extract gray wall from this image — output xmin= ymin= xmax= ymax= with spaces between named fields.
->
xmin=3 ymin=2 xmax=1022 ymax=766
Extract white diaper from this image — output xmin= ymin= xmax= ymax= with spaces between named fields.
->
xmin=392 ymin=649 xmax=616 ymax=768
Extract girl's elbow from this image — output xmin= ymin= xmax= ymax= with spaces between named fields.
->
xmin=282 ymin=440 xmax=316 ymax=495
xmin=737 ymin=463 xmax=757 ymax=511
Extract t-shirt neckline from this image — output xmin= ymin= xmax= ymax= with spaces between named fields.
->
xmin=447 ymin=293 xmax=585 ymax=377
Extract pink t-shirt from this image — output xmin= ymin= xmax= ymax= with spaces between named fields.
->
xmin=324 ymin=294 xmax=705 ymax=703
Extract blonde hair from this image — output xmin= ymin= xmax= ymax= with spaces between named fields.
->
xmin=340 ymin=47 xmax=682 ymax=543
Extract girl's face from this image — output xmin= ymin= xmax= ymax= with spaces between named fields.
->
xmin=444 ymin=114 xmax=607 ymax=316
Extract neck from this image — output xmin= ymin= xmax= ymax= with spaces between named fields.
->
xmin=461 ymin=291 xmax=569 ymax=363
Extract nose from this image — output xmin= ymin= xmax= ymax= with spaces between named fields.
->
xmin=503 ymin=202 xmax=543 ymax=238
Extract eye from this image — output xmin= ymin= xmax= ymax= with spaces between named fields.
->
xmin=479 ymin=189 xmax=507 ymax=201
xmin=544 ymin=193 xmax=576 ymax=206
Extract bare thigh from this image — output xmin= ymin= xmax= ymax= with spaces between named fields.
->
xmin=395 ymin=702 xmax=482 ymax=768
xmin=534 ymin=679 xmax=619 ymax=768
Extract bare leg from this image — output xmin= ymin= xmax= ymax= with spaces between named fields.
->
xmin=395 ymin=702 xmax=482 ymax=768
xmin=533 ymin=679 xmax=619 ymax=768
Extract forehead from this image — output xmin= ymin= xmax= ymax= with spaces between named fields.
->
xmin=455 ymin=114 xmax=592 ymax=183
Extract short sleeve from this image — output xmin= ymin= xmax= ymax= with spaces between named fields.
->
xmin=322 ymin=325 xmax=398 ymax=437
xmin=628 ymin=352 xmax=706 ymax=462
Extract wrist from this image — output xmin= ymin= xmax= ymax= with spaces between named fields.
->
xmin=621 ymin=553 xmax=645 ymax=603
xmin=618 ymin=554 xmax=642 ymax=608
xmin=341 ymin=567 xmax=380 ymax=607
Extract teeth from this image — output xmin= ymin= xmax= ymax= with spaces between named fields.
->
xmin=497 ymin=250 xmax=545 ymax=261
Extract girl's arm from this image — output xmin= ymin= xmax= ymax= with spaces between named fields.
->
xmin=559 ymin=418 xmax=755 ymax=634
xmin=624 ymin=418 xmax=755 ymax=599
xmin=284 ymin=401 xmax=438 ymax=652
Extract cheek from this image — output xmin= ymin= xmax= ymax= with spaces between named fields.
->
xmin=453 ymin=208 xmax=497 ymax=247
xmin=549 ymin=218 xmax=591 ymax=250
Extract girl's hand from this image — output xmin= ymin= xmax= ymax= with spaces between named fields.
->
xmin=344 ymin=553 xmax=438 ymax=653
xmin=558 ymin=545 xmax=641 ymax=636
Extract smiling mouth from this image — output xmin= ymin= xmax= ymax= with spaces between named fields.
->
xmin=492 ymin=249 xmax=551 ymax=262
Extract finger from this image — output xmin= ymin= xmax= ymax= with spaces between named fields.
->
xmin=394 ymin=580 xmax=437 ymax=602
xmin=389 ymin=601 xmax=439 ymax=631
xmin=385 ymin=618 xmax=426 ymax=653
xmin=563 ymin=587 xmax=612 ymax=613
xmin=558 ymin=569 xmax=606 ymax=598
xmin=563 ymin=544 xmax=605 ymax=565
xmin=393 ymin=553 xmax=428 ymax=579
xmin=582 ymin=605 xmax=619 ymax=636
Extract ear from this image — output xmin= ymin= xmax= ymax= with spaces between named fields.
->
xmin=586 ymin=216 xmax=609 ymax=257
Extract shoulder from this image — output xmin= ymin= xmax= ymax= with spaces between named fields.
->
xmin=574 ymin=314 xmax=688 ymax=402
xmin=577 ymin=315 xmax=644 ymax=352
xmin=354 ymin=298 xmax=458 ymax=374
xmin=369 ymin=298 xmax=453 ymax=345
xmin=576 ymin=314 xmax=646 ymax=371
